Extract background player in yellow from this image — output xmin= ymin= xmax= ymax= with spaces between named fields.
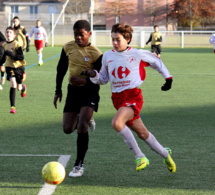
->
xmin=12 ymin=16 xmax=29 ymax=52
xmin=146 ymin=25 xmax=162 ymax=58
xmin=2 ymin=26 xmax=27 ymax=114
xmin=54 ymin=20 xmax=102 ymax=177
xmin=0 ymin=31 xmax=6 ymax=90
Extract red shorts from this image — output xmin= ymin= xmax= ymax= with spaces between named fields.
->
xmin=111 ymin=88 xmax=143 ymax=127
xmin=34 ymin=40 xmax=43 ymax=50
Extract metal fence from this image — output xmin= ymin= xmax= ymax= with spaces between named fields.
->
xmin=0 ymin=12 xmax=214 ymax=48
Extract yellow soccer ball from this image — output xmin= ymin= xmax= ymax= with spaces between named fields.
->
xmin=42 ymin=161 xmax=66 ymax=185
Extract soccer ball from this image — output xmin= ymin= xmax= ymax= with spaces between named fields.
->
xmin=42 ymin=161 xmax=66 ymax=185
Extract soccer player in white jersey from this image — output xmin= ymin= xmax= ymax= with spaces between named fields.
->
xmin=29 ymin=20 xmax=48 ymax=66
xmin=73 ymin=22 xmax=176 ymax=173
xmin=209 ymin=34 xmax=215 ymax=53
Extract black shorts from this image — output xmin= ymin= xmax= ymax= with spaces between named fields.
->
xmin=151 ymin=45 xmax=162 ymax=54
xmin=64 ymin=82 xmax=100 ymax=113
xmin=6 ymin=66 xmax=25 ymax=84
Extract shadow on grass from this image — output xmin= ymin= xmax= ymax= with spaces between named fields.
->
xmin=0 ymin=104 xmax=215 ymax=191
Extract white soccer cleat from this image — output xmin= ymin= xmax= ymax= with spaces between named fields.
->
xmin=69 ymin=165 xmax=84 ymax=177
xmin=88 ymin=118 xmax=96 ymax=132
xmin=0 ymin=85 xmax=3 ymax=90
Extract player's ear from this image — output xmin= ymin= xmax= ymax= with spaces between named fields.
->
xmin=88 ymin=31 xmax=92 ymax=36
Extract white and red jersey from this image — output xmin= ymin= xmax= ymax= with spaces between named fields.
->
xmin=29 ymin=26 xmax=48 ymax=43
xmin=90 ymin=47 xmax=172 ymax=93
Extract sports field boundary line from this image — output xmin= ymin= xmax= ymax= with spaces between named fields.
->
xmin=25 ymin=54 xmax=60 ymax=70
xmin=0 ymin=154 xmax=71 ymax=195
xmin=38 ymin=155 xmax=71 ymax=195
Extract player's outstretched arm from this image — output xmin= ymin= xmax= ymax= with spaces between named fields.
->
xmin=161 ymin=78 xmax=172 ymax=91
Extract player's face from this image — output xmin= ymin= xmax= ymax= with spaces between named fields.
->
xmin=5 ymin=29 xmax=16 ymax=41
xmin=111 ymin=32 xmax=130 ymax=52
xmin=13 ymin=19 xmax=20 ymax=27
xmin=154 ymin=27 xmax=159 ymax=32
xmin=74 ymin=29 xmax=91 ymax=47
xmin=37 ymin=21 xmax=41 ymax=27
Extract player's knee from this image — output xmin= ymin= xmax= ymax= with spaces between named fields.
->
xmin=112 ymin=118 xmax=123 ymax=132
xmin=137 ymin=132 xmax=148 ymax=140
xmin=77 ymin=122 xmax=88 ymax=133
xmin=17 ymin=85 xmax=22 ymax=91
xmin=63 ymin=124 xmax=73 ymax=134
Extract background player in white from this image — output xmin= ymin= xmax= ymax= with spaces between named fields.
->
xmin=209 ymin=33 xmax=215 ymax=53
xmin=29 ymin=20 xmax=48 ymax=66
xmin=73 ymin=22 xmax=176 ymax=173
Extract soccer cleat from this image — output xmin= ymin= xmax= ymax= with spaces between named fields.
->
xmin=0 ymin=84 xmax=3 ymax=90
xmin=164 ymin=147 xmax=176 ymax=173
xmin=10 ymin=106 xmax=16 ymax=114
xmin=69 ymin=165 xmax=84 ymax=177
xmin=88 ymin=117 xmax=96 ymax=132
xmin=135 ymin=157 xmax=149 ymax=171
xmin=22 ymin=72 xmax=27 ymax=81
xmin=38 ymin=61 xmax=43 ymax=66
xmin=21 ymin=84 xmax=27 ymax=97
xmin=1 ymin=76 xmax=6 ymax=85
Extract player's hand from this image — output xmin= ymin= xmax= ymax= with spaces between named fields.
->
xmin=70 ymin=76 xmax=86 ymax=85
xmin=146 ymin=42 xmax=148 ymax=45
xmin=54 ymin=94 xmax=62 ymax=109
xmin=26 ymin=47 xmax=29 ymax=52
xmin=80 ymin=70 xmax=96 ymax=77
xmin=161 ymin=78 xmax=172 ymax=91
xmin=45 ymin=43 xmax=48 ymax=47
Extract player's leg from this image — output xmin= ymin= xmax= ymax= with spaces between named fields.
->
xmin=130 ymin=118 xmax=176 ymax=173
xmin=112 ymin=106 xmax=148 ymax=171
xmin=35 ymin=40 xmax=43 ymax=66
xmin=0 ymin=65 xmax=5 ymax=85
xmin=63 ymin=112 xmax=78 ymax=134
xmin=69 ymin=106 xmax=93 ymax=177
xmin=9 ymin=77 xmax=17 ymax=114
xmin=16 ymin=66 xmax=27 ymax=97
xmin=213 ymin=44 xmax=215 ymax=53
xmin=157 ymin=45 xmax=162 ymax=58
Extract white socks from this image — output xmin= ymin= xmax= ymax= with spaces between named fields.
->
xmin=38 ymin=53 xmax=43 ymax=63
xmin=118 ymin=126 xmax=144 ymax=159
xmin=144 ymin=132 xmax=168 ymax=158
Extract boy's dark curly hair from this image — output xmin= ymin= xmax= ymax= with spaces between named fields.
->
xmin=73 ymin=20 xmax=91 ymax=32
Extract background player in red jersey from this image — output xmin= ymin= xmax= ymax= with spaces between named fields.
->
xmin=29 ymin=20 xmax=48 ymax=66
xmin=79 ymin=22 xmax=176 ymax=173
xmin=54 ymin=20 xmax=102 ymax=177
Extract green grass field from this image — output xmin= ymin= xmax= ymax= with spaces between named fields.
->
xmin=0 ymin=47 xmax=215 ymax=195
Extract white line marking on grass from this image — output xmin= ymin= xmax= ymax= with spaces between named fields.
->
xmin=38 ymin=155 xmax=71 ymax=195
xmin=0 ymin=154 xmax=71 ymax=195
xmin=0 ymin=154 xmax=63 ymax=157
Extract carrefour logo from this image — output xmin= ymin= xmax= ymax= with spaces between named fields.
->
xmin=112 ymin=66 xmax=130 ymax=79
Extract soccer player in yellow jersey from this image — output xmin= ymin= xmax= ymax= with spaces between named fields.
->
xmin=54 ymin=20 xmax=102 ymax=177
xmin=146 ymin=25 xmax=162 ymax=58
xmin=2 ymin=26 xmax=27 ymax=114
xmin=0 ymin=31 xmax=6 ymax=90
xmin=13 ymin=16 xmax=30 ymax=52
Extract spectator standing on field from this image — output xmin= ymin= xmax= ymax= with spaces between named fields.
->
xmin=29 ymin=20 xmax=48 ymax=66
xmin=146 ymin=25 xmax=162 ymax=58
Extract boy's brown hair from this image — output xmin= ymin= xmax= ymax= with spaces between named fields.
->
xmin=6 ymin=26 xmax=16 ymax=35
xmin=111 ymin=22 xmax=133 ymax=44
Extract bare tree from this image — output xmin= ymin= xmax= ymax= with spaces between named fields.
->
xmin=144 ymin=0 xmax=163 ymax=26
xmin=105 ymin=0 xmax=136 ymax=23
